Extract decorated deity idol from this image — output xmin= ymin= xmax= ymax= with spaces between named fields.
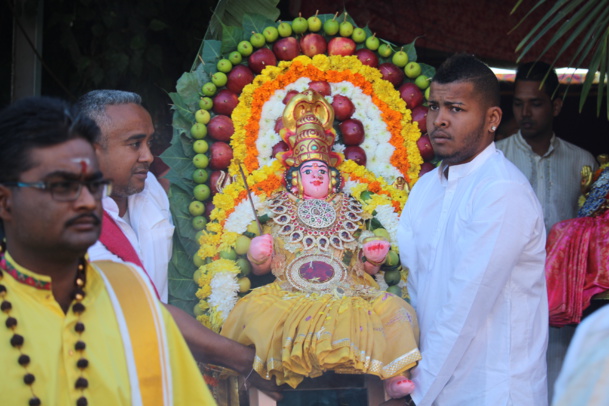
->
xmin=220 ymin=90 xmax=421 ymax=399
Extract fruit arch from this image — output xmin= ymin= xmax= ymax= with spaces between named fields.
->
xmin=161 ymin=11 xmax=437 ymax=333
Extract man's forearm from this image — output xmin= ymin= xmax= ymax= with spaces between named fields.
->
xmin=165 ymin=303 xmax=254 ymax=375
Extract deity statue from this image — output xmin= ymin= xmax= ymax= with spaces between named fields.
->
xmin=220 ymin=90 xmax=421 ymax=399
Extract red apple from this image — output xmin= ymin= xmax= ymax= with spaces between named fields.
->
xmin=271 ymin=141 xmax=290 ymax=158
xmin=208 ymin=115 xmax=234 ymax=142
xmin=272 ymin=37 xmax=300 ymax=61
xmin=300 ymin=33 xmax=327 ymax=57
xmin=344 ymin=145 xmax=367 ymax=166
xmin=227 ymin=65 xmax=254 ymax=94
xmin=411 ymin=105 xmax=428 ymax=133
xmin=419 ymin=162 xmax=436 ymax=177
xmin=248 ymin=48 xmax=277 ymax=74
xmin=283 ymin=90 xmax=299 ymax=104
xmin=210 ymin=170 xmax=225 ymax=195
xmin=274 ymin=118 xmax=284 ymax=133
xmin=308 ymin=80 xmax=331 ymax=96
xmin=205 ymin=201 xmax=215 ymax=218
xmin=331 ymin=95 xmax=355 ymax=121
xmin=416 ymin=133 xmax=435 ymax=161
xmin=327 ymin=37 xmax=356 ymax=56
xmin=378 ymin=63 xmax=405 ymax=88
xmin=399 ymin=82 xmax=424 ymax=109
xmin=339 ymin=119 xmax=365 ymax=145
xmin=209 ymin=141 xmax=233 ymax=170
xmin=355 ymin=48 xmax=379 ymax=68
xmin=212 ymin=89 xmax=239 ymax=116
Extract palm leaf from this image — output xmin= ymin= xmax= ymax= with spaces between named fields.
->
xmin=512 ymin=0 xmax=609 ymax=118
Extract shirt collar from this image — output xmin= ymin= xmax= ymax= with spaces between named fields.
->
xmin=515 ymin=130 xmax=557 ymax=157
xmin=439 ymin=143 xmax=496 ymax=183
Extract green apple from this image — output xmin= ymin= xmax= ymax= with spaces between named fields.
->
xmin=216 ymin=59 xmax=233 ymax=73
xmin=235 ymin=235 xmax=251 ymax=255
xmin=192 ymin=215 xmax=207 ymax=230
xmin=323 ymin=14 xmax=339 ymax=35
xmin=193 ymin=254 xmax=205 ymax=268
xmin=415 ymin=74 xmax=430 ymax=90
xmin=386 ymin=285 xmax=402 ymax=296
xmin=219 ymin=248 xmax=237 ymax=261
xmin=193 ymin=153 xmax=209 ymax=169
xmin=404 ymin=61 xmax=422 ymax=79
xmin=384 ymin=250 xmax=400 ymax=267
xmin=192 ymin=168 xmax=209 ymax=184
xmin=378 ymin=43 xmax=392 ymax=58
xmin=246 ymin=221 xmax=261 ymax=237
xmin=425 ymin=86 xmax=430 ymax=100
xmin=195 ymin=109 xmax=211 ymax=124
xmin=193 ymin=302 xmax=205 ymax=316
xmin=190 ymin=123 xmax=207 ymax=139
xmin=238 ymin=276 xmax=251 ymax=292
xmin=263 ymin=25 xmax=279 ymax=43
xmin=250 ymin=32 xmax=266 ymax=48
xmin=351 ymin=27 xmax=366 ymax=43
xmin=365 ymin=33 xmax=380 ymax=51
xmin=236 ymin=257 xmax=251 ymax=276
xmin=193 ymin=139 xmax=209 ymax=154
xmin=291 ymin=13 xmax=308 ymax=34
xmin=307 ymin=11 xmax=322 ymax=32
xmin=384 ymin=269 xmax=401 ymax=285
xmin=277 ymin=21 xmax=293 ymax=37
xmin=193 ymin=184 xmax=211 ymax=201
xmin=211 ymin=71 xmax=228 ymax=87
xmin=392 ymin=48 xmax=408 ymax=67
xmin=201 ymin=82 xmax=217 ymax=97
xmin=237 ymin=40 xmax=254 ymax=56
xmin=199 ymin=97 xmax=213 ymax=110
xmin=339 ymin=20 xmax=354 ymax=37
xmin=373 ymin=227 xmax=391 ymax=240
xmin=189 ymin=200 xmax=205 ymax=216
xmin=228 ymin=51 xmax=242 ymax=65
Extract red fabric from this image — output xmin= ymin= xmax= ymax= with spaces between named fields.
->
xmin=99 ymin=210 xmax=161 ymax=300
xmin=545 ymin=210 xmax=609 ymax=327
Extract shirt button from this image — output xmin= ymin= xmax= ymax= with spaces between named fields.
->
xmin=69 ymin=350 xmax=74 ymax=356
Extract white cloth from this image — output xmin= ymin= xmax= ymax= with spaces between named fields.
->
xmin=398 ymin=143 xmax=548 ymax=406
xmin=496 ymin=132 xmax=597 ymax=233
xmin=552 ymin=305 xmax=609 ymax=406
xmin=88 ymin=173 xmax=174 ymax=302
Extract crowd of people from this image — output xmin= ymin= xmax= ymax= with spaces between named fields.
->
xmin=0 ymin=53 xmax=606 ymax=406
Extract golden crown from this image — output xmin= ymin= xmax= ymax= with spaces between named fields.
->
xmin=278 ymin=90 xmax=343 ymax=168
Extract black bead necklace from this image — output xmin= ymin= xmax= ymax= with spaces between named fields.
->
xmin=0 ymin=241 xmax=90 ymax=406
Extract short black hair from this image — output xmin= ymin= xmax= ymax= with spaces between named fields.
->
xmin=77 ymin=90 xmax=142 ymax=144
xmin=516 ymin=61 xmax=560 ymax=99
xmin=432 ymin=53 xmax=501 ymax=108
xmin=0 ymin=96 xmax=99 ymax=183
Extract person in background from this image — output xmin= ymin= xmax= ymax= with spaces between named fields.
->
xmin=398 ymin=54 xmax=548 ymax=405
xmin=496 ymin=62 xmax=598 ymax=403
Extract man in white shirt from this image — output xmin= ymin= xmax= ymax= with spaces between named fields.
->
xmin=397 ymin=54 xmax=548 ymax=405
xmin=496 ymin=62 xmax=597 ymax=403
xmin=496 ymin=61 xmax=597 ymax=234
xmin=78 ymin=90 xmax=282 ymax=399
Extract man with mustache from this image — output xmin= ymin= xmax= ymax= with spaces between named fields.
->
xmin=79 ymin=90 xmax=282 ymax=400
xmin=0 ymin=96 xmax=215 ymax=404
xmin=397 ymin=54 xmax=548 ymax=405
xmin=495 ymin=62 xmax=597 ymax=403
xmin=496 ymin=61 xmax=597 ymax=234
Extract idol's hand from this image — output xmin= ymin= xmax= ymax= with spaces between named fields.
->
xmin=247 ymin=234 xmax=274 ymax=274
xmin=362 ymin=239 xmax=390 ymax=264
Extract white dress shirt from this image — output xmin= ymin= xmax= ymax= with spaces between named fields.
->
xmin=496 ymin=132 xmax=597 ymax=233
xmin=552 ymin=305 xmax=609 ymax=406
xmin=88 ymin=173 xmax=174 ymax=302
xmin=398 ymin=143 xmax=548 ymax=405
